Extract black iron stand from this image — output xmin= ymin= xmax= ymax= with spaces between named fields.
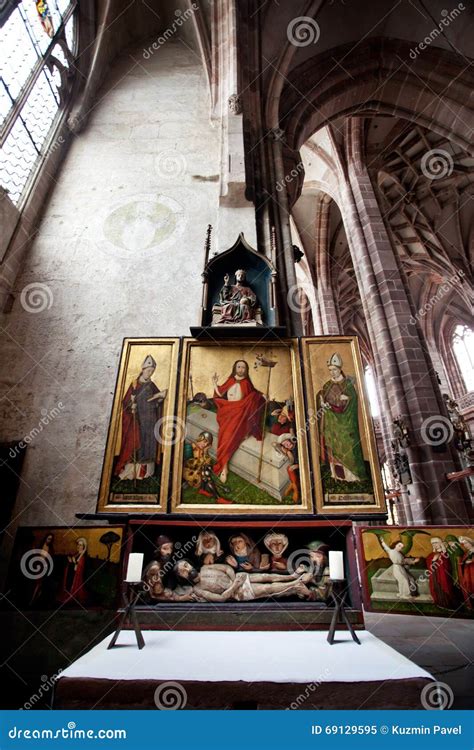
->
xmin=327 ymin=579 xmax=361 ymax=645
xmin=108 ymin=582 xmax=145 ymax=650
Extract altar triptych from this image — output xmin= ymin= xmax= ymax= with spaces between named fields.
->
xmin=97 ymin=336 xmax=385 ymax=515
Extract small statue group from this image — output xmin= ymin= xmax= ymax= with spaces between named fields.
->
xmin=142 ymin=532 xmax=332 ymax=604
xmin=212 ymin=270 xmax=263 ymax=326
xmin=443 ymin=394 xmax=472 ymax=453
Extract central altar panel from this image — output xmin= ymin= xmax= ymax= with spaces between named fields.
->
xmin=171 ymin=338 xmax=312 ymax=514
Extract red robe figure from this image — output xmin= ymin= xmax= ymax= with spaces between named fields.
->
xmin=212 ymin=360 xmax=266 ymax=483
xmin=458 ymin=536 xmax=474 ymax=610
xmin=115 ymin=354 xmax=167 ymax=481
xmin=58 ymin=537 xmax=88 ymax=605
xmin=425 ymin=537 xmax=458 ymax=609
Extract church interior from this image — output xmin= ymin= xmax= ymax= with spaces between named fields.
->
xmin=0 ymin=0 xmax=473 ymax=711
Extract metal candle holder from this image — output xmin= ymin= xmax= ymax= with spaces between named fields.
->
xmin=327 ymin=579 xmax=361 ymax=645
xmin=108 ymin=581 xmax=146 ymax=650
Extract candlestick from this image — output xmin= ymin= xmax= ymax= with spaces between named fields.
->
xmin=125 ymin=553 xmax=144 ymax=583
xmin=328 ymin=550 xmax=344 ymax=580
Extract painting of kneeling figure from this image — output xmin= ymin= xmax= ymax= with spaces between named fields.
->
xmin=357 ymin=526 xmax=474 ymax=618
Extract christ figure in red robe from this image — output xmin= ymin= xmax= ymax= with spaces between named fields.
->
xmin=212 ymin=360 xmax=266 ymax=483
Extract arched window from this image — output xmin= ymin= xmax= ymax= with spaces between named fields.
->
xmin=1 ymin=0 xmax=78 ymax=207
xmin=364 ymin=365 xmax=380 ymax=418
xmin=452 ymin=325 xmax=474 ymax=392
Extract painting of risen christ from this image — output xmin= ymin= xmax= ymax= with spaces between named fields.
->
xmin=172 ymin=339 xmax=312 ymax=514
xmin=212 ymin=360 xmax=265 ymax=482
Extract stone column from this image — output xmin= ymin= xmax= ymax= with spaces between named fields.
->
xmin=338 ymin=118 xmax=471 ymax=525
xmin=314 ymin=194 xmax=341 ymax=335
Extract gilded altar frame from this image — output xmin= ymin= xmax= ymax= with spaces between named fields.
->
xmin=171 ymin=338 xmax=313 ymax=515
xmin=97 ymin=338 xmax=180 ymax=514
xmin=301 ymin=336 xmax=386 ymax=515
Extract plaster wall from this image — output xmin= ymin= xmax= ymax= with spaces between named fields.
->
xmin=0 ymin=41 xmax=221 ymax=544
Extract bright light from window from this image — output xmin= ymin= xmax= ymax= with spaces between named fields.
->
xmin=0 ymin=0 xmax=76 ymax=206
xmin=364 ymin=365 xmax=380 ymax=417
xmin=453 ymin=325 xmax=474 ymax=392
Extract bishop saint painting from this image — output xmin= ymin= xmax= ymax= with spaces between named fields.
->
xmin=114 ymin=354 xmax=166 ymax=481
xmin=317 ymin=352 xmax=369 ymax=484
xmin=301 ymin=337 xmax=384 ymax=514
xmin=97 ymin=339 xmax=179 ymax=512
xmin=172 ymin=340 xmax=311 ymax=514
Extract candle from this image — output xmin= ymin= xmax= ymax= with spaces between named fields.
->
xmin=329 ymin=550 xmax=344 ymax=580
xmin=125 ymin=553 xmax=144 ymax=582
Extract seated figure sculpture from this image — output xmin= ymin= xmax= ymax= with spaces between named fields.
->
xmin=212 ymin=269 xmax=263 ymax=326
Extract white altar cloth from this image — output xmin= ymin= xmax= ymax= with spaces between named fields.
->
xmin=59 ymin=630 xmax=432 ymax=684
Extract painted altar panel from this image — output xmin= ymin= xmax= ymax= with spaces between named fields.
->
xmin=171 ymin=339 xmax=312 ymax=514
xmin=301 ymin=336 xmax=385 ymax=514
xmin=356 ymin=526 xmax=474 ymax=618
xmin=97 ymin=338 xmax=180 ymax=513
xmin=6 ymin=526 xmax=124 ymax=610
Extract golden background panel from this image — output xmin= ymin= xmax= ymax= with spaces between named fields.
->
xmin=361 ymin=527 xmax=473 ymax=561
xmin=187 ymin=343 xmax=295 ymax=402
xmin=23 ymin=527 xmax=124 ymax=564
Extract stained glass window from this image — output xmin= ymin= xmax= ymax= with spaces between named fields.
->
xmin=0 ymin=0 xmax=77 ymax=206
xmin=452 ymin=324 xmax=474 ymax=392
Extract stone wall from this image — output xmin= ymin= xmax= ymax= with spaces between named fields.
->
xmin=0 ymin=41 xmax=220 ymax=555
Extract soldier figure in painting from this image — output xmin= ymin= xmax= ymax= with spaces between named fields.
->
xmin=114 ymin=354 xmax=167 ymax=481
xmin=273 ymin=432 xmax=300 ymax=502
xmin=317 ymin=353 xmax=368 ymax=483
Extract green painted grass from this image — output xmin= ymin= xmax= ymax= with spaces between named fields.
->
xmin=182 ymin=468 xmax=298 ymax=506
xmin=321 ymin=462 xmax=374 ymax=495
xmin=110 ymin=476 xmax=161 ymax=495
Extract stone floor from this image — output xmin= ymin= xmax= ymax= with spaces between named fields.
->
xmin=364 ymin=611 xmax=473 ymax=709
